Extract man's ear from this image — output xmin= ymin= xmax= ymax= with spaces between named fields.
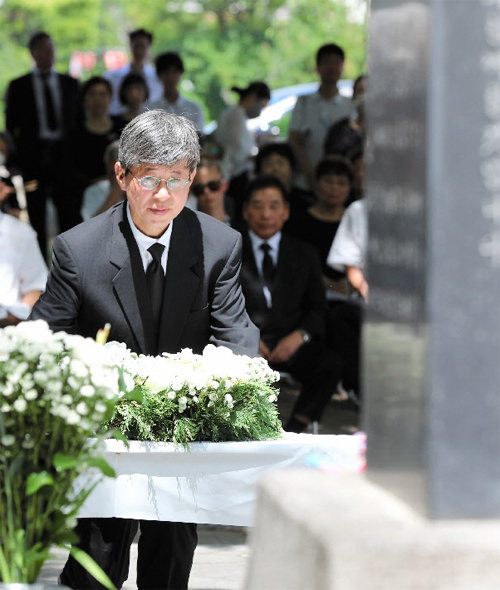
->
xmin=115 ymin=162 xmax=127 ymax=191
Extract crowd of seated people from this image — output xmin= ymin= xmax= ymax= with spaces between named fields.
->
xmin=2 ymin=30 xmax=368 ymax=429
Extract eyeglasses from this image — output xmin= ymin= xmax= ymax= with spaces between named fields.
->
xmin=128 ymin=170 xmax=191 ymax=192
xmin=191 ymin=180 xmax=222 ymax=197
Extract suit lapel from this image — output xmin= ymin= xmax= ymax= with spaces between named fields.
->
xmin=109 ymin=203 xmax=151 ymax=354
xmin=271 ymin=234 xmax=295 ymax=310
xmin=157 ymin=209 xmax=202 ymax=354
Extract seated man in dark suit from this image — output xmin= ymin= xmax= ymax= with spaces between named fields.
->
xmin=31 ymin=110 xmax=259 ymax=589
xmin=240 ymin=175 xmax=343 ymax=433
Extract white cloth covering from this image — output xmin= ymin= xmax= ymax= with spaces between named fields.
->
xmin=77 ymin=434 xmax=365 ymax=526
xmin=0 ymin=212 xmax=48 ymax=319
xmin=327 ymin=200 xmax=367 ymax=272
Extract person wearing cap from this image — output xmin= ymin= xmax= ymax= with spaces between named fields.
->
xmin=214 ymin=81 xmax=271 ymax=223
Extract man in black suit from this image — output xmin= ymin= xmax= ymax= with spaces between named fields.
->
xmin=31 ymin=110 xmax=259 ymax=589
xmin=240 ymin=175 xmax=342 ymax=433
xmin=5 ymin=31 xmax=80 ymax=258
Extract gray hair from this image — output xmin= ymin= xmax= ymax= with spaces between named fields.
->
xmin=118 ymin=110 xmax=200 ymax=173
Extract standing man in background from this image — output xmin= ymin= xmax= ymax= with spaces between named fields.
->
xmin=150 ymin=51 xmax=205 ymax=133
xmin=105 ymin=28 xmax=163 ymax=116
xmin=288 ymin=43 xmax=356 ymax=192
xmin=5 ymin=31 xmax=81 ymax=259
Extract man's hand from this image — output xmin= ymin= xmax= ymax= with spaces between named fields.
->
xmin=259 ymin=339 xmax=271 ymax=359
xmin=268 ymin=330 xmax=304 ymax=364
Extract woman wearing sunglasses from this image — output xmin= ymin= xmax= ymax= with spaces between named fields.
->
xmin=190 ymin=159 xmax=232 ymax=225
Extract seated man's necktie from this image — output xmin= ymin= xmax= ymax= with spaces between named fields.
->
xmin=260 ymin=242 xmax=276 ymax=289
xmin=146 ymin=243 xmax=165 ymax=327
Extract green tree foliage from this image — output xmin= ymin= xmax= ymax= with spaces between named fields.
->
xmin=1 ymin=0 xmax=367 ymax=123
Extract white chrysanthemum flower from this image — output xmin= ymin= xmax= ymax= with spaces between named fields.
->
xmin=2 ymin=383 xmax=14 ymax=397
xmin=123 ymin=372 xmax=135 ymax=392
xmin=76 ymin=402 xmax=89 ymax=415
xmin=209 ymin=393 xmax=217 ymax=401
xmin=46 ymin=380 xmax=62 ymax=394
xmin=66 ymin=410 xmax=80 ymax=425
xmin=13 ymin=398 xmax=27 ymax=412
xmin=224 ymin=393 xmax=233 ymax=404
xmin=33 ymin=370 xmax=48 ymax=386
xmin=1 ymin=435 xmax=15 ymax=446
xmin=167 ymin=391 xmax=176 ymax=400
xmin=268 ymin=394 xmax=277 ymax=402
xmin=80 ymin=385 xmax=95 ymax=397
xmin=70 ymin=359 xmax=88 ymax=378
xmin=95 ymin=401 xmax=107 ymax=414
xmin=25 ymin=390 xmax=38 ymax=401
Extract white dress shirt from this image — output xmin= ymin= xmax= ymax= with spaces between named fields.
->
xmin=148 ymin=95 xmax=205 ymax=132
xmin=0 ymin=212 xmax=48 ymax=319
xmin=248 ymin=229 xmax=281 ymax=308
xmin=289 ymin=90 xmax=356 ymax=189
xmin=327 ymin=200 xmax=367 ymax=272
xmin=126 ymin=203 xmax=173 ymax=274
xmin=215 ymin=104 xmax=256 ymax=179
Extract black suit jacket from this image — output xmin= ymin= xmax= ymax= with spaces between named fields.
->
xmin=240 ymin=232 xmax=327 ymax=349
xmin=31 ymin=203 xmax=259 ymax=357
xmin=5 ymin=72 xmax=80 ymax=179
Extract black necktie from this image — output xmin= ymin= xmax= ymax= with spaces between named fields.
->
xmin=146 ymin=243 xmax=165 ymax=328
xmin=41 ymin=73 xmax=57 ymax=131
xmin=260 ymin=242 xmax=275 ymax=289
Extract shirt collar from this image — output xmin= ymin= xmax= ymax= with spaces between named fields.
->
xmin=126 ymin=202 xmax=173 ymax=252
xmin=248 ymin=229 xmax=281 ymax=252
xmin=33 ymin=67 xmax=56 ymax=77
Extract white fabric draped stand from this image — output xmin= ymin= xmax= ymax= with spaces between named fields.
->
xmin=77 ymin=434 xmax=365 ymax=526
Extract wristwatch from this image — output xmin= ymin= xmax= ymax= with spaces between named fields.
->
xmin=298 ymin=329 xmax=311 ymax=344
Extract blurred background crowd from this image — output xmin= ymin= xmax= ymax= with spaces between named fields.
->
xmin=1 ymin=0 xmax=369 ymax=432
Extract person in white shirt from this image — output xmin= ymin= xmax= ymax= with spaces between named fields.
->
xmin=105 ymin=28 xmax=163 ymax=116
xmin=327 ymin=199 xmax=368 ymax=299
xmin=149 ymin=52 xmax=205 ymax=133
xmin=0 ymin=207 xmax=48 ymax=326
xmin=289 ymin=43 xmax=356 ymax=192
xmin=215 ymin=81 xmax=271 ymax=224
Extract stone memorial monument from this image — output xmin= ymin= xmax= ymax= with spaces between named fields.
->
xmin=244 ymin=1 xmax=500 ymax=588
xmin=365 ymin=0 xmax=500 ymax=520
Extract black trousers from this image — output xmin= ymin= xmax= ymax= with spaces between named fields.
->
xmin=60 ymin=518 xmax=198 ymax=590
xmin=26 ymin=141 xmax=82 ymax=259
xmin=326 ymin=301 xmax=362 ymax=396
xmin=273 ymin=340 xmax=343 ymax=422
